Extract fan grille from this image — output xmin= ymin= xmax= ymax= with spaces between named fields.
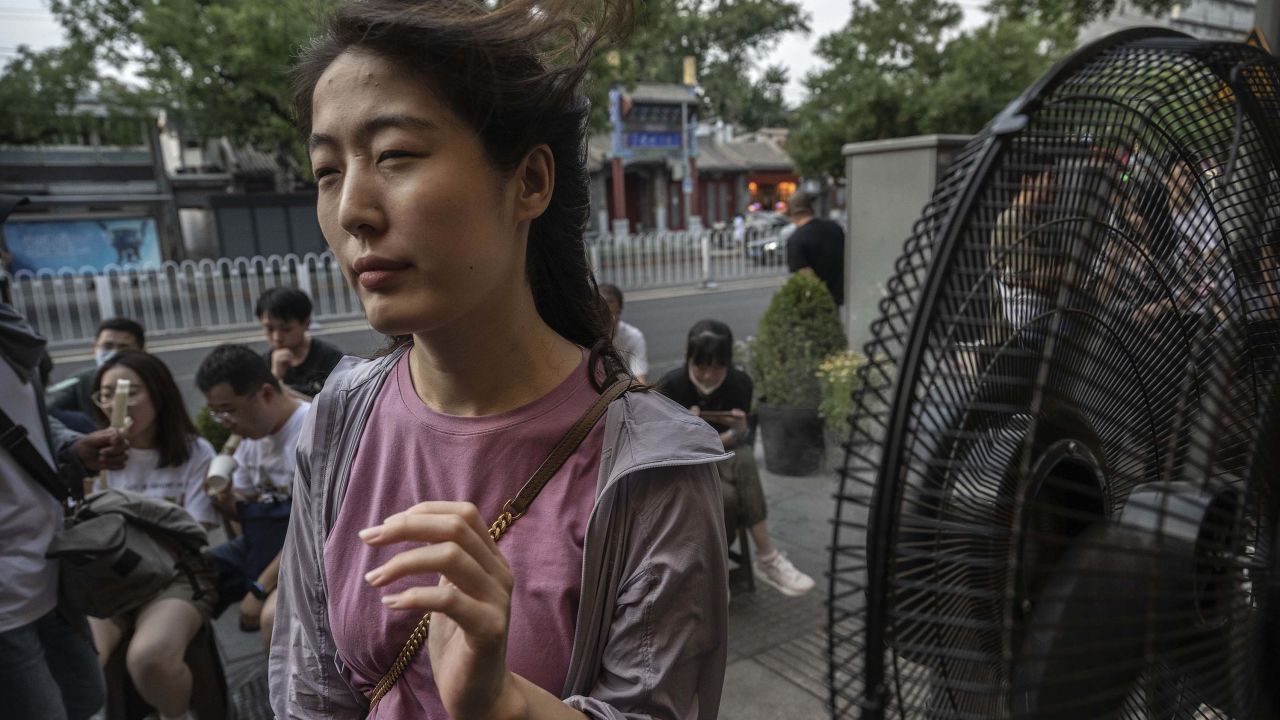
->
xmin=832 ymin=31 xmax=1280 ymax=720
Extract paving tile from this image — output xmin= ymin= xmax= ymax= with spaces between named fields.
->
xmin=719 ymin=658 xmax=828 ymax=720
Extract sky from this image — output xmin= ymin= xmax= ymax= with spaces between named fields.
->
xmin=0 ymin=0 xmax=990 ymax=107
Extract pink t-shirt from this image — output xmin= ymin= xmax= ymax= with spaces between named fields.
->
xmin=324 ymin=351 xmax=604 ymax=719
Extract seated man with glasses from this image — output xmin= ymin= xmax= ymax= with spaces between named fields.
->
xmin=196 ymin=344 xmax=309 ymax=648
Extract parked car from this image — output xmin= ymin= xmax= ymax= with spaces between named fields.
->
xmin=743 ymin=211 xmax=790 ymax=233
xmin=745 ymin=223 xmax=794 ymax=265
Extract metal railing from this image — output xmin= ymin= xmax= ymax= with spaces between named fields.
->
xmin=3 ymin=227 xmax=789 ymax=348
xmin=590 ymin=226 xmax=790 ymax=290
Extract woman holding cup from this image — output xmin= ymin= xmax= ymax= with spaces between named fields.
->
xmin=88 ymin=349 xmax=218 ymax=720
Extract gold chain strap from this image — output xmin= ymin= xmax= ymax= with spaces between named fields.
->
xmin=366 ymin=505 xmax=522 ymax=711
xmin=363 ymin=377 xmax=633 ymax=714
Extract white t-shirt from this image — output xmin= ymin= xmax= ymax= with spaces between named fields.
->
xmin=105 ymin=437 xmax=217 ymax=526
xmin=232 ymin=402 xmax=310 ymax=499
xmin=0 ymin=361 xmax=62 ymax=632
xmin=614 ymin=320 xmax=649 ymax=379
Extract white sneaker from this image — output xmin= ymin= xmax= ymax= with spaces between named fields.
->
xmin=754 ymin=551 xmax=815 ymax=596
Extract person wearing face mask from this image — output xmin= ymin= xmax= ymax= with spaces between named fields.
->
xmin=47 ymin=317 xmax=146 ymax=417
xmin=657 ymin=319 xmax=815 ymax=596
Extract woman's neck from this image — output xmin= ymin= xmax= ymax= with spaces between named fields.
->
xmin=408 ymin=293 xmax=582 ymax=417
xmin=130 ymin=423 xmax=157 ymax=450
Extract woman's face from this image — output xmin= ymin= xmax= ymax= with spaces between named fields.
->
xmin=99 ymin=365 xmax=155 ymax=442
xmin=688 ymin=361 xmax=729 ymax=396
xmin=308 ymin=51 xmax=529 ymax=337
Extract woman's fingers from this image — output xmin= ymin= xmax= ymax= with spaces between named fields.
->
xmin=379 ymin=502 xmax=502 ymax=554
xmin=365 ymin=541 xmax=506 ymax=601
xmin=360 ymin=510 xmax=510 ymax=580
xmin=380 ymin=584 xmax=508 ymax=644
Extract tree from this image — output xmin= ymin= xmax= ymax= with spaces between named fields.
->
xmin=788 ymin=0 xmax=1085 ymax=177
xmin=39 ymin=0 xmax=335 ymax=168
xmin=787 ymin=0 xmax=962 ymax=177
xmin=588 ymin=0 xmax=809 ymax=130
xmin=989 ymin=0 xmax=1179 ymax=27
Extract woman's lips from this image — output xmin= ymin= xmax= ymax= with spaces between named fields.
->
xmin=352 ymin=255 xmax=411 ymax=291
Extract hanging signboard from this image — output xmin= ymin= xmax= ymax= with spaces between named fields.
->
xmin=609 ymin=86 xmax=699 ymax=163
xmin=2 ymin=217 xmax=162 ymax=273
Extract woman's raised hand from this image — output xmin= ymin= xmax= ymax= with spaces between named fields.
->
xmin=359 ymin=501 xmax=524 ymax=720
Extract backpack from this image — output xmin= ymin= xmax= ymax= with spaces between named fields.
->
xmin=46 ymin=487 xmax=212 ymax=619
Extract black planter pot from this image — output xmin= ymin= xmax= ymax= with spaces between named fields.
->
xmin=757 ymin=402 xmax=825 ymax=476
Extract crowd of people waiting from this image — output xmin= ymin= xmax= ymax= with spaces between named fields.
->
xmin=0 ymin=282 xmax=340 ymax=720
xmin=2 ymin=277 xmax=825 ymax=720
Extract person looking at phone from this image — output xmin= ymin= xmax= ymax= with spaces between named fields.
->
xmin=657 ymin=319 xmax=815 ymax=596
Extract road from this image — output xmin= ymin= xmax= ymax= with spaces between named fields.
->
xmin=49 ymin=278 xmax=784 ymax=416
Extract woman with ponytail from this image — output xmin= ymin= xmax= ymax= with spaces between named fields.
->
xmin=269 ymin=1 xmax=730 ymax=717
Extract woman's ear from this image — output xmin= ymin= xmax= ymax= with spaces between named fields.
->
xmin=514 ymin=144 xmax=555 ymax=222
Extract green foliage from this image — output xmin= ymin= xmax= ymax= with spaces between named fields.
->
xmin=587 ymin=0 xmax=808 ymax=131
xmin=0 ymin=44 xmax=150 ymax=145
xmin=195 ymin=405 xmax=231 ymax=453
xmin=989 ymin=0 xmax=1179 ymax=27
xmin=25 ymin=0 xmax=337 ymax=168
xmin=752 ymin=273 xmax=846 ymax=407
xmin=788 ymin=1 xmax=1075 ymax=178
xmin=816 ymin=350 xmax=868 ymax=439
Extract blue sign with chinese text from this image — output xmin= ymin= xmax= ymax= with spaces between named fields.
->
xmin=625 ymin=132 xmax=682 ymax=149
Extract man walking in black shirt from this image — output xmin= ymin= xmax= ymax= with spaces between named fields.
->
xmin=785 ymin=191 xmax=845 ymax=307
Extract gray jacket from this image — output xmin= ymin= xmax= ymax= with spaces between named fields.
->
xmin=268 ymin=348 xmax=732 ymax=719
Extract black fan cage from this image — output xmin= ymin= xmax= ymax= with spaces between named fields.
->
xmin=831 ymin=29 xmax=1280 ymax=720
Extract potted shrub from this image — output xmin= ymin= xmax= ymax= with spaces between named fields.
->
xmin=817 ymin=350 xmax=869 ymax=450
xmin=195 ymin=404 xmax=232 ymax=452
xmin=752 ymin=273 xmax=846 ymax=475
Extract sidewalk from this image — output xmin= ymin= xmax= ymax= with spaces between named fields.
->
xmin=215 ymin=440 xmax=839 ymax=720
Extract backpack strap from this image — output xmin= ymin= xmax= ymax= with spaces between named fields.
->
xmin=0 ymin=403 xmax=79 ymax=507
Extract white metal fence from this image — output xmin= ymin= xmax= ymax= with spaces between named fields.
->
xmin=590 ymin=226 xmax=790 ymax=290
xmin=3 ymin=227 xmax=788 ymax=348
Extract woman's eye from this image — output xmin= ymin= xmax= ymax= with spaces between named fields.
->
xmin=377 ymin=150 xmax=414 ymax=163
xmin=314 ymin=167 xmax=338 ymax=182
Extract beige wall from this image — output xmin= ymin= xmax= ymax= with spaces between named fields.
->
xmin=842 ymin=135 xmax=971 ymax=351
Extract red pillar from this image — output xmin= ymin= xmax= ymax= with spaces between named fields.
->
xmin=611 ymin=157 xmax=626 ymax=228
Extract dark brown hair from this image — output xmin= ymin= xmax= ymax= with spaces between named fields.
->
xmin=291 ymin=0 xmax=637 ymax=388
xmin=93 ymin=350 xmax=200 ymax=468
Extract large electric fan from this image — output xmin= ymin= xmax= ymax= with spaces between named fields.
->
xmin=829 ymin=29 xmax=1280 ymax=719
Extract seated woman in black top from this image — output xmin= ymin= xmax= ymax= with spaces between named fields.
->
xmin=657 ymin=319 xmax=815 ymax=597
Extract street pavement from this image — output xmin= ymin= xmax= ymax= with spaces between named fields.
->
xmin=48 ymin=276 xmax=785 ymax=416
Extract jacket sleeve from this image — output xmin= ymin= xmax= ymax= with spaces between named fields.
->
xmin=46 ymin=413 xmax=83 ymax=457
xmin=268 ymin=396 xmax=367 ymax=719
xmin=563 ymin=462 xmax=730 ymax=719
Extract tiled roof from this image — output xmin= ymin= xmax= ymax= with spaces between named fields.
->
xmin=721 ymin=140 xmax=794 ymax=172
xmin=227 ymin=144 xmax=278 ymax=178
xmin=584 ymin=133 xmax=796 ymax=175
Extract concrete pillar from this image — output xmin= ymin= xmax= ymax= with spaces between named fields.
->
xmin=1258 ymin=0 xmax=1279 ymax=55
xmin=841 ymin=135 xmax=972 ymax=350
